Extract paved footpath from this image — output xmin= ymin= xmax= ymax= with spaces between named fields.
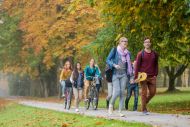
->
xmin=17 ymin=100 xmax=190 ymax=127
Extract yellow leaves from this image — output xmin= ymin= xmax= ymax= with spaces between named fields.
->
xmin=131 ymin=29 xmax=136 ymax=33
xmin=95 ymin=121 xmax=104 ymax=126
xmin=129 ymin=7 xmax=135 ymax=11
xmin=62 ymin=123 xmax=69 ymax=127
xmin=2 ymin=0 xmax=101 ymax=75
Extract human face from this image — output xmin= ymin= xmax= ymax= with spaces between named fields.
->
xmin=77 ymin=63 xmax=81 ymax=70
xmin=119 ymin=38 xmax=128 ymax=49
xmin=90 ymin=59 xmax=95 ymax=67
xmin=65 ymin=61 xmax=71 ymax=69
xmin=143 ymin=39 xmax=151 ymax=49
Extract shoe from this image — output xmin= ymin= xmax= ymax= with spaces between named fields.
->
xmin=142 ymin=110 xmax=149 ymax=115
xmin=61 ymin=94 xmax=65 ymax=98
xmin=118 ymin=111 xmax=125 ymax=117
xmin=119 ymin=113 xmax=125 ymax=117
xmin=108 ymin=105 xmax=113 ymax=115
xmin=84 ymin=98 xmax=89 ymax=102
xmin=75 ymin=108 xmax=79 ymax=112
xmin=106 ymin=100 xmax=109 ymax=109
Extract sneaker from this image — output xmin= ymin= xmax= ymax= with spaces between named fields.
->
xmin=142 ymin=111 xmax=149 ymax=115
xmin=75 ymin=108 xmax=79 ymax=112
xmin=119 ymin=113 xmax=125 ymax=117
xmin=118 ymin=111 xmax=125 ymax=117
xmin=61 ymin=94 xmax=65 ymax=98
xmin=84 ymin=99 xmax=89 ymax=102
xmin=108 ymin=105 xmax=113 ymax=115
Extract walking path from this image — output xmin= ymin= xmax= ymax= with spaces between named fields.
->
xmin=17 ymin=100 xmax=190 ymax=127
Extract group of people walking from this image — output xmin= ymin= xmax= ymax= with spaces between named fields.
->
xmin=60 ymin=59 xmax=101 ymax=112
xmin=59 ymin=36 xmax=159 ymax=117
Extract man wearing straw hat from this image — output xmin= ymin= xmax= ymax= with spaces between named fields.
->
xmin=135 ymin=37 xmax=159 ymax=115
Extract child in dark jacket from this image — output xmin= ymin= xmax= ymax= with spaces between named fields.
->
xmin=125 ymin=61 xmax=139 ymax=111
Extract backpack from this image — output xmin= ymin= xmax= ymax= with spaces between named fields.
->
xmin=105 ymin=48 xmax=117 ymax=80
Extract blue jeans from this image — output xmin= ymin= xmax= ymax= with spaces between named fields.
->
xmin=110 ymin=74 xmax=128 ymax=112
xmin=125 ymin=83 xmax=139 ymax=111
xmin=60 ymin=80 xmax=66 ymax=95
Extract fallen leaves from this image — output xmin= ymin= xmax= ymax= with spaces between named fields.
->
xmin=95 ymin=121 xmax=104 ymax=125
xmin=62 ymin=123 xmax=70 ymax=127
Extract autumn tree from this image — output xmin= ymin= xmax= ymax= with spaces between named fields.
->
xmin=1 ymin=0 xmax=101 ymax=97
xmin=92 ymin=0 xmax=190 ymax=91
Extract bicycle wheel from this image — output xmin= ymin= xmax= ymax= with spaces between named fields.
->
xmin=64 ymin=98 xmax=67 ymax=109
xmin=66 ymin=88 xmax=72 ymax=110
xmin=91 ymin=87 xmax=98 ymax=110
xmin=85 ymin=98 xmax=91 ymax=110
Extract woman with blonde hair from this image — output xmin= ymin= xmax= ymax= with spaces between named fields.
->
xmin=106 ymin=37 xmax=132 ymax=117
xmin=59 ymin=60 xmax=72 ymax=98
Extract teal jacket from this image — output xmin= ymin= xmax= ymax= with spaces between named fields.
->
xmin=84 ymin=65 xmax=100 ymax=81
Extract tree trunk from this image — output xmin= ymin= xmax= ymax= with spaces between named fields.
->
xmin=168 ymin=77 xmax=176 ymax=91
xmin=165 ymin=64 xmax=188 ymax=92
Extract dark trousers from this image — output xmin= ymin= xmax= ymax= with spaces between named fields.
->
xmin=125 ymin=83 xmax=139 ymax=111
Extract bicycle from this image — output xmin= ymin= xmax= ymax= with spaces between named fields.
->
xmin=63 ymin=86 xmax=73 ymax=110
xmin=84 ymin=76 xmax=99 ymax=110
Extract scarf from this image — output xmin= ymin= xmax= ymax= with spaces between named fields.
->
xmin=117 ymin=45 xmax=132 ymax=75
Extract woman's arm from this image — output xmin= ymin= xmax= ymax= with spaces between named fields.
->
xmin=106 ymin=48 xmax=116 ymax=68
xmin=70 ymin=72 xmax=74 ymax=83
xmin=84 ymin=66 xmax=89 ymax=79
xmin=95 ymin=66 xmax=101 ymax=78
xmin=59 ymin=69 xmax=64 ymax=81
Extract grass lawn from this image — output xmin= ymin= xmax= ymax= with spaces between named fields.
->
xmin=96 ymin=89 xmax=190 ymax=115
xmin=0 ymin=99 xmax=150 ymax=127
xmin=12 ymin=88 xmax=190 ymax=115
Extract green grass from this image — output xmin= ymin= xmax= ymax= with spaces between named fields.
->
xmin=12 ymin=88 xmax=190 ymax=115
xmin=95 ymin=90 xmax=190 ymax=115
xmin=0 ymin=103 xmax=151 ymax=127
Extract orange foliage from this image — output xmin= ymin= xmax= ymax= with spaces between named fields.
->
xmin=2 ymin=0 xmax=102 ymax=75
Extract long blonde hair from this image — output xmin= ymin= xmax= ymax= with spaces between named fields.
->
xmin=63 ymin=60 xmax=72 ymax=70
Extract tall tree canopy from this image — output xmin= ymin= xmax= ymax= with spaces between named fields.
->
xmin=92 ymin=0 xmax=190 ymax=91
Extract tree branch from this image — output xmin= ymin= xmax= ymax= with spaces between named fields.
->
xmin=174 ymin=64 xmax=189 ymax=78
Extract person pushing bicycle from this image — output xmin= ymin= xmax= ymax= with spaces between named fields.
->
xmin=84 ymin=58 xmax=101 ymax=103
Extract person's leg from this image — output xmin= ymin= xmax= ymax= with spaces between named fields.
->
xmin=78 ymin=89 xmax=83 ymax=106
xmin=96 ymin=83 xmax=101 ymax=94
xmin=60 ymin=80 xmax=66 ymax=97
xmin=109 ymin=76 xmax=120 ymax=114
xmin=141 ymin=80 xmax=148 ymax=112
xmin=73 ymin=87 xmax=79 ymax=109
xmin=107 ymin=82 xmax=113 ymax=100
xmin=106 ymin=82 xmax=113 ymax=109
xmin=133 ymin=84 xmax=139 ymax=111
xmin=110 ymin=78 xmax=120 ymax=106
xmin=146 ymin=77 xmax=156 ymax=104
xmin=66 ymin=87 xmax=73 ymax=109
xmin=84 ymin=80 xmax=90 ymax=100
xmin=125 ymin=85 xmax=132 ymax=110
xmin=119 ymin=76 xmax=128 ymax=113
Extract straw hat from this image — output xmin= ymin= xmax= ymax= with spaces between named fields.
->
xmin=136 ymin=72 xmax=147 ymax=82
